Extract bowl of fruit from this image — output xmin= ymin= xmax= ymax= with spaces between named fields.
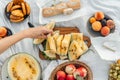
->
xmin=87 ymin=11 xmax=115 ymax=37
xmin=0 ymin=27 xmax=12 ymax=39
xmin=109 ymin=59 xmax=120 ymax=80
xmin=49 ymin=61 xmax=93 ymax=80
xmin=5 ymin=0 xmax=31 ymax=23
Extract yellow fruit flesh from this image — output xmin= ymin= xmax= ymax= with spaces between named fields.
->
xmin=45 ymin=21 xmax=55 ymax=30
xmin=45 ymin=40 xmax=50 ymax=50
xmin=81 ymin=41 xmax=88 ymax=53
xmin=48 ymin=36 xmax=56 ymax=53
xmin=8 ymin=54 xmax=40 ymax=80
xmin=43 ymin=50 xmax=56 ymax=59
xmin=71 ymin=33 xmax=83 ymax=44
xmin=68 ymin=40 xmax=83 ymax=61
xmin=61 ymin=34 xmax=71 ymax=56
xmin=59 ymin=55 xmax=68 ymax=60
xmin=56 ymin=35 xmax=64 ymax=55
xmin=53 ymin=30 xmax=60 ymax=46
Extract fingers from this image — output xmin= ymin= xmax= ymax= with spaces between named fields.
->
xmin=43 ymin=29 xmax=53 ymax=35
xmin=38 ymin=26 xmax=53 ymax=35
xmin=32 ymin=26 xmax=53 ymax=39
xmin=37 ymin=33 xmax=47 ymax=39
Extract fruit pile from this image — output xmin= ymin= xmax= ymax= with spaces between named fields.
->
xmin=42 ymin=31 xmax=88 ymax=61
xmin=0 ymin=27 xmax=12 ymax=39
xmin=109 ymin=59 xmax=120 ymax=80
xmin=56 ymin=64 xmax=87 ymax=80
xmin=89 ymin=12 xmax=115 ymax=36
xmin=6 ymin=0 xmax=30 ymax=23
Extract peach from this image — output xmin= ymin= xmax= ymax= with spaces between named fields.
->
xmin=66 ymin=75 xmax=75 ymax=80
xmin=57 ymin=71 xmax=66 ymax=80
xmin=89 ymin=17 xmax=96 ymax=24
xmin=107 ymin=20 xmax=115 ymax=29
xmin=0 ymin=27 xmax=7 ymax=37
xmin=73 ymin=67 xmax=87 ymax=79
xmin=78 ymin=67 xmax=87 ymax=77
xmin=92 ymin=21 xmax=102 ymax=31
xmin=101 ymin=26 xmax=110 ymax=36
xmin=65 ymin=64 xmax=76 ymax=74
xmin=94 ymin=12 xmax=105 ymax=20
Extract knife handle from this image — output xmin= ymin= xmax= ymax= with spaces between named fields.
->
xmin=28 ymin=22 xmax=35 ymax=28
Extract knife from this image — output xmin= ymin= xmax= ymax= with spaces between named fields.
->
xmin=103 ymin=41 xmax=120 ymax=52
xmin=28 ymin=22 xmax=35 ymax=28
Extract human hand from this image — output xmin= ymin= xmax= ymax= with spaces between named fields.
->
xmin=23 ymin=26 xmax=53 ymax=38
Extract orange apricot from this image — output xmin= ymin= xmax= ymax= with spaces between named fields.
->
xmin=0 ymin=27 xmax=7 ymax=37
xmin=92 ymin=21 xmax=102 ymax=31
xmin=101 ymin=26 xmax=110 ymax=36
xmin=117 ymin=59 xmax=120 ymax=64
xmin=89 ymin=17 xmax=96 ymax=24
xmin=94 ymin=12 xmax=105 ymax=20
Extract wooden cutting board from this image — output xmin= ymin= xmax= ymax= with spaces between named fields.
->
xmin=39 ymin=27 xmax=91 ymax=60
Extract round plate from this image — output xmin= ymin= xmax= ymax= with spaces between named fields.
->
xmin=87 ymin=14 xmax=115 ymax=37
xmin=5 ymin=2 xmax=30 ymax=23
xmin=1 ymin=53 xmax=42 ymax=80
xmin=1 ymin=57 xmax=11 ymax=80
xmin=49 ymin=61 xmax=93 ymax=80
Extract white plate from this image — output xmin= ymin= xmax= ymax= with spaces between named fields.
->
xmin=37 ymin=0 xmax=88 ymax=24
xmin=1 ymin=53 xmax=42 ymax=80
xmin=91 ymin=32 xmax=120 ymax=61
xmin=1 ymin=57 xmax=10 ymax=80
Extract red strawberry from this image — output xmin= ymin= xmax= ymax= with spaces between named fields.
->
xmin=66 ymin=75 xmax=75 ymax=80
xmin=57 ymin=71 xmax=66 ymax=80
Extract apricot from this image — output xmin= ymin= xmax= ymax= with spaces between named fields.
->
xmin=0 ymin=27 xmax=7 ymax=37
xmin=117 ymin=59 xmax=120 ymax=64
xmin=107 ymin=20 xmax=115 ymax=29
xmin=89 ymin=17 xmax=96 ymax=24
xmin=92 ymin=21 xmax=102 ymax=31
xmin=94 ymin=12 xmax=105 ymax=20
xmin=101 ymin=26 xmax=110 ymax=36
